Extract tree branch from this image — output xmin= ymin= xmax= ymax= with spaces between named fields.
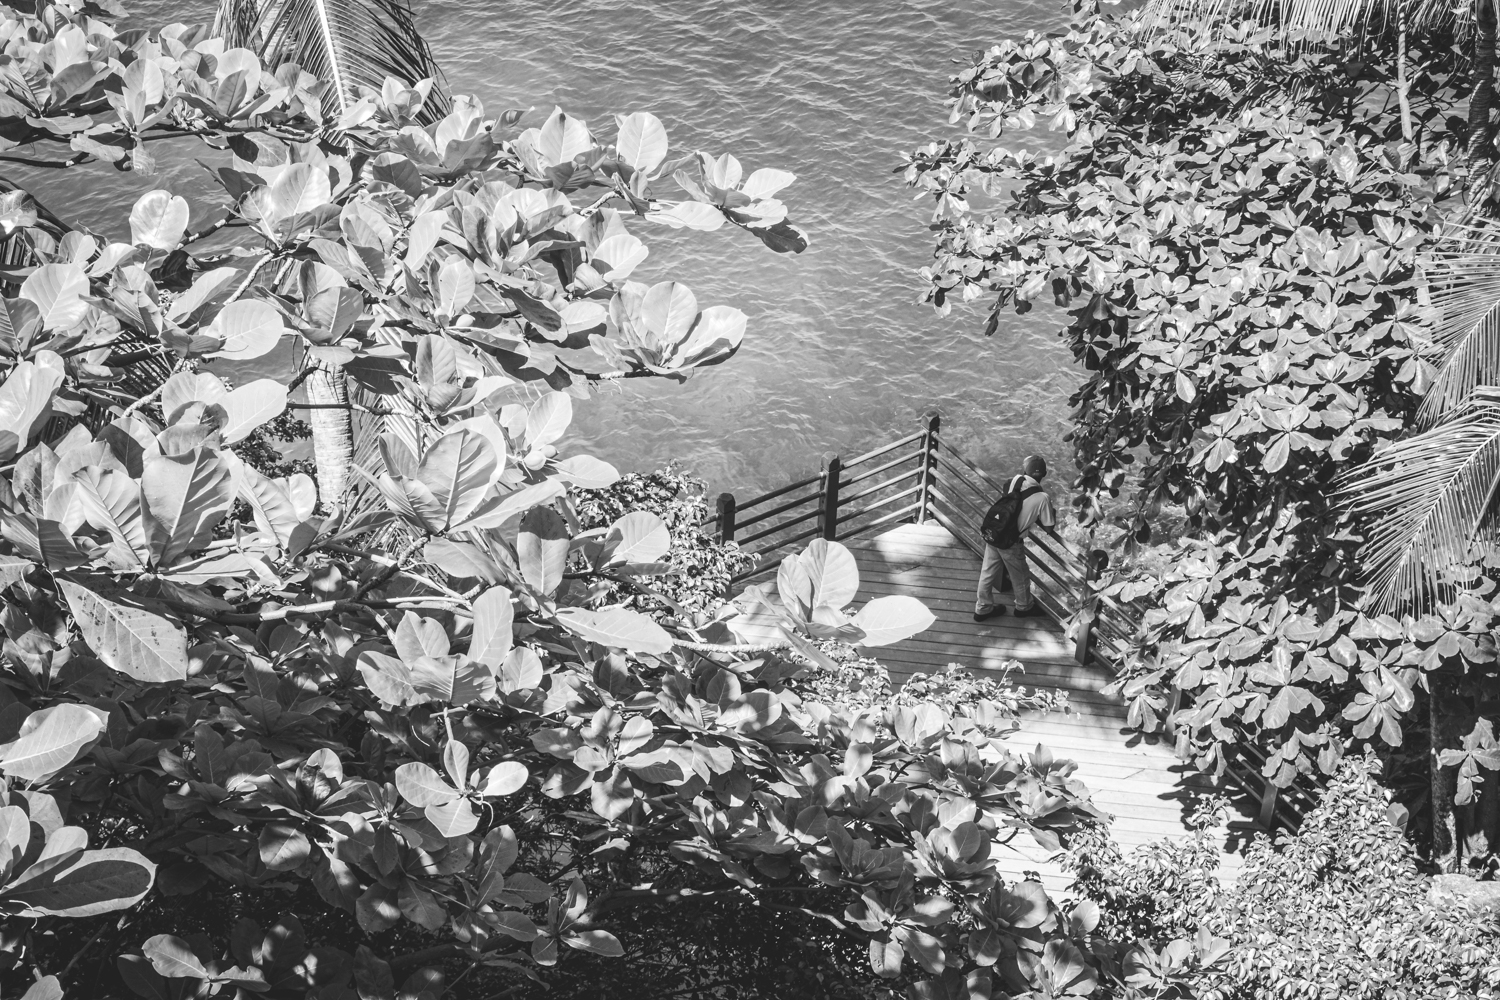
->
xmin=354 ymin=535 xmax=430 ymax=600
xmin=672 ymin=638 xmax=790 ymax=653
xmin=0 ymin=152 xmax=86 ymax=168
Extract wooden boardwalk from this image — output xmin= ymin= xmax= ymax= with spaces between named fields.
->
xmin=845 ymin=523 xmax=1257 ymax=896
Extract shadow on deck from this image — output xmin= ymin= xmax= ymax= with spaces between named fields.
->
xmin=843 ymin=523 xmax=1260 ymax=896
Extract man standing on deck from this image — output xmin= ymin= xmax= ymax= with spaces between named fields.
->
xmin=974 ymin=455 xmax=1057 ymax=622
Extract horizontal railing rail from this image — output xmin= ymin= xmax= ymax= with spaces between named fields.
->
xmin=702 ymin=411 xmax=1309 ymax=835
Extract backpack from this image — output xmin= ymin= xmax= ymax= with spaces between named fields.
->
xmin=980 ymin=477 xmax=1042 ymax=548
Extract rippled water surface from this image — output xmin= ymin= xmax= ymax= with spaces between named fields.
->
xmin=24 ymin=0 xmax=1078 ymax=494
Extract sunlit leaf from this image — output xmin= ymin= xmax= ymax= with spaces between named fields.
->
xmin=129 ymin=189 xmax=190 ymax=250
xmin=554 ymin=606 xmax=673 ymax=654
xmin=614 ymin=112 xmax=668 ymax=174
xmin=59 ymin=580 xmax=188 ymax=683
xmin=20 ymin=264 xmax=89 ymax=331
xmin=0 ymin=703 xmax=107 ymax=782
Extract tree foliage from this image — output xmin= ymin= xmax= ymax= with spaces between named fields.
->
xmin=907 ymin=1 xmax=1500 ymax=869
xmin=0 ymin=2 xmax=1221 ymax=998
xmin=1068 ymin=758 xmax=1500 ymax=999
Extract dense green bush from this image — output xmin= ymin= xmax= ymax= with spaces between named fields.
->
xmin=907 ymin=0 xmax=1500 ymax=868
xmin=570 ymin=468 xmax=755 ymax=619
xmin=0 ymin=3 xmax=1165 ymax=998
xmin=793 ymin=646 xmax=1070 ymax=724
xmin=1068 ymin=757 xmax=1500 ymax=1000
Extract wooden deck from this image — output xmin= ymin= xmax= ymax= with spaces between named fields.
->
xmin=844 ymin=523 xmax=1257 ymax=896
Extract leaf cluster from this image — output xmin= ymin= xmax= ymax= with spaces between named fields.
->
xmin=0 ymin=5 xmax=1183 ymax=998
xmin=907 ymin=1 xmax=1500 ymax=836
xmin=1068 ymin=756 xmax=1500 ymax=999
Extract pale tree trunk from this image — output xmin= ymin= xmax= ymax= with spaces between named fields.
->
xmin=1397 ymin=0 xmax=1413 ymax=141
xmin=305 ymin=360 xmax=354 ymax=506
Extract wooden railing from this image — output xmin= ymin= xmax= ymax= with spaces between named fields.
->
xmin=707 ymin=420 xmax=935 ymax=584
xmin=705 ymin=413 xmax=1307 ymax=834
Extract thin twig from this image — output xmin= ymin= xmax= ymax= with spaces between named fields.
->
xmin=324 ymin=543 xmax=469 ymax=602
xmin=672 ymin=638 xmax=789 ymax=653
xmin=0 ymin=152 xmax=86 ymax=168
xmin=174 ymin=211 xmax=242 ymax=250
xmin=226 ymin=252 xmax=276 ymax=304
xmin=287 ymin=402 xmax=394 ymax=415
xmin=122 ymin=357 xmax=189 ymax=417
xmin=354 ymin=535 xmax=430 ymax=600
xmin=286 ymin=366 xmax=316 ymax=394
xmin=57 ymin=918 xmax=112 ymax=980
xmin=215 ymin=594 xmax=467 ymax=624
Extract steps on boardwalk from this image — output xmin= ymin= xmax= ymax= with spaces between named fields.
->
xmin=833 ymin=522 xmax=1260 ymax=897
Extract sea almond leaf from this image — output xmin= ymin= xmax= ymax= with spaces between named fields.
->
xmin=9 ymin=847 xmax=156 ymax=917
xmin=258 ymin=823 xmax=311 ymax=872
xmin=219 ymin=379 xmax=288 ymax=445
xmin=394 ymin=761 xmax=458 ymax=807
xmin=129 ymin=189 xmax=190 ymax=250
xmin=0 ymin=703 xmax=106 ymax=782
xmin=142 ymin=934 xmax=207 ymax=980
xmin=470 ymin=586 xmax=514 ymax=667
xmin=19 ymin=976 xmax=61 ymax=1000
xmin=553 ymin=606 xmax=673 ymax=654
xmin=481 ymin=761 xmax=528 ymax=797
xmin=20 ymin=263 xmax=89 ymax=331
xmin=849 ymin=595 xmax=935 ymax=647
xmin=614 ymin=112 xmax=668 ymax=174
xmin=271 ymin=162 xmax=332 ymax=217
xmin=524 ymin=392 xmax=572 ymax=448
xmin=605 ymin=511 xmax=670 ymax=565
xmin=205 ymin=300 xmax=285 ymax=361
xmin=424 ymin=797 xmax=479 ymax=837
xmin=59 ymin=580 xmax=188 ymax=683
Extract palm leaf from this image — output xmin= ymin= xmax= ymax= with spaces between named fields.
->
xmin=213 ymin=0 xmax=451 ymax=123
xmin=1142 ymin=0 xmax=1465 ymax=43
xmin=1341 ymin=387 xmax=1500 ymax=610
xmin=1418 ymin=223 xmax=1500 ymax=425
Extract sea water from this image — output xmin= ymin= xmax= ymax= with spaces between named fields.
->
xmin=20 ymin=0 xmax=1076 ymax=495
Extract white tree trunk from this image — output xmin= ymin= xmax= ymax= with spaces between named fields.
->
xmin=305 ymin=360 xmax=354 ymax=505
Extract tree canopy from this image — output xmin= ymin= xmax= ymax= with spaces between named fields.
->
xmin=0 ymin=3 xmax=1212 ymax=999
xmin=907 ymin=3 xmax=1500 ymax=871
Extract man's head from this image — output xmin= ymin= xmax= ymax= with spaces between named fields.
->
xmin=1022 ymin=455 xmax=1047 ymax=480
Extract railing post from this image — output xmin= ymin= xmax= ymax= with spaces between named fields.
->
xmin=1073 ymin=547 xmax=1105 ymax=665
xmin=1258 ymin=784 xmax=1280 ymax=830
xmin=916 ymin=411 xmax=940 ymax=524
xmin=821 ymin=452 xmax=841 ymax=540
xmin=1073 ymin=608 xmax=1095 ymax=665
xmin=716 ymin=492 xmax=736 ymax=543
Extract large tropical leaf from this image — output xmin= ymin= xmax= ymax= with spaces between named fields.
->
xmin=1143 ymin=0 xmax=1464 ymax=40
xmin=214 ymin=0 xmax=452 ymax=123
xmin=1418 ymin=223 xmax=1500 ymax=425
xmin=1341 ymin=388 xmax=1500 ymax=610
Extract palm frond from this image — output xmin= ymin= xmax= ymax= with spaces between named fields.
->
xmin=1341 ymin=387 xmax=1500 ymax=611
xmin=1142 ymin=0 xmax=1465 ymax=44
xmin=1419 ymin=223 xmax=1500 ymax=425
xmin=214 ymin=0 xmax=451 ymax=123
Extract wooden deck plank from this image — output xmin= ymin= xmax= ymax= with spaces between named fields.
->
xmin=831 ymin=522 xmax=1260 ymax=891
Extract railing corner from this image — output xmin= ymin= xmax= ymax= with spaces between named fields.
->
xmin=716 ymin=491 xmax=737 ymax=543
xmin=917 ymin=411 xmax=940 ymax=525
xmin=820 ymin=452 xmax=841 ymax=540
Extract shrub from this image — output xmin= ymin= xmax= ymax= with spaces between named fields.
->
xmin=570 ymin=468 xmax=756 ymax=620
xmin=0 ymin=1 xmax=1142 ymax=996
xmin=1068 ymin=757 xmax=1500 ymax=1000
xmin=789 ymin=643 xmax=1070 ymax=724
